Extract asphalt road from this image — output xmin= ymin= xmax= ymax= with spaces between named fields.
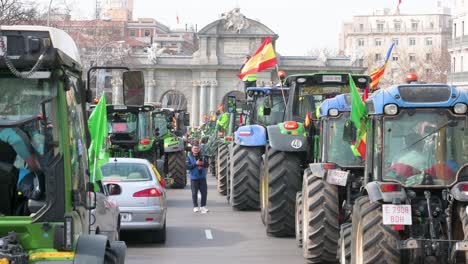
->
xmin=123 ymin=174 xmax=305 ymax=264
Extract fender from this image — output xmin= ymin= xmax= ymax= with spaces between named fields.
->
xmin=74 ymin=234 xmax=107 ymax=264
xmin=266 ymin=125 xmax=308 ymax=152
xmin=137 ymin=138 xmax=155 ymax=152
xmin=365 ymin=182 xmax=407 ymax=203
xmin=308 ymin=163 xmax=327 ymax=179
xmin=164 ymin=137 xmax=184 ymax=153
xmin=235 ymin=125 xmax=267 ymax=146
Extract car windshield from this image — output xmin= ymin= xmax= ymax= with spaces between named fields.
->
xmin=101 ymin=162 xmax=152 ymax=181
xmin=108 ymin=112 xmax=137 ymax=134
xmin=325 ymin=113 xmax=363 ymax=166
xmin=153 ymin=113 xmax=168 ymax=136
xmin=383 ymin=110 xmax=468 ymax=186
xmin=0 ymin=77 xmax=54 ymax=125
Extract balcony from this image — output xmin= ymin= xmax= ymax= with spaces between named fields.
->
xmin=448 ymin=36 xmax=468 ymax=49
xmin=349 ymin=27 xmax=450 ymax=35
xmin=447 ymin=71 xmax=468 ymax=83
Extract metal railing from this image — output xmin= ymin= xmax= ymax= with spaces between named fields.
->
xmin=448 ymin=36 xmax=468 ymax=49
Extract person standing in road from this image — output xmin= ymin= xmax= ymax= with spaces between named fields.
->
xmin=186 ymin=145 xmax=209 ymax=213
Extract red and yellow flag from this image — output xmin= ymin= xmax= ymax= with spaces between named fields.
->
xmin=369 ymin=42 xmax=395 ymax=90
xmin=238 ymin=36 xmax=277 ymax=80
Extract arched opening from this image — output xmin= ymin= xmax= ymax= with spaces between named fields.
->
xmin=160 ymin=90 xmax=187 ymax=111
xmin=220 ymin=90 xmax=245 ymax=112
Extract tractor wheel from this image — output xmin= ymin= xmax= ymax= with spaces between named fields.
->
xmin=295 ymin=192 xmax=303 ymax=248
xmin=265 ymin=148 xmax=302 ymax=237
xmin=226 ymin=144 xmax=233 ymax=203
xmin=137 ymin=149 xmax=157 ymax=165
xmin=457 ymin=203 xmax=468 ymax=263
xmin=216 ymin=144 xmax=228 ymax=195
xmin=167 ymin=151 xmax=186 ymax=189
xmin=302 ymin=170 xmax=340 ymax=263
xmin=260 ymin=158 xmax=267 ymax=226
xmin=230 ymin=145 xmax=262 ymax=210
xmin=351 ymin=196 xmax=400 ymax=264
xmin=209 ymin=153 xmax=217 ymax=177
xmin=338 ymin=223 xmax=352 ymax=264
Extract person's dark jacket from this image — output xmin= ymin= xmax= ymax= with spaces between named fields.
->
xmin=186 ymin=152 xmax=209 ymax=180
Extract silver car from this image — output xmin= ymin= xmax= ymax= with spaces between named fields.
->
xmin=101 ymin=158 xmax=167 ymax=243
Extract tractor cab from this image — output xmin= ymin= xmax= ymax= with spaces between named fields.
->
xmin=244 ymin=87 xmax=289 ymax=127
xmin=351 ymin=84 xmax=468 ymax=263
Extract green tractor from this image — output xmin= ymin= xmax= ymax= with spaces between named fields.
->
xmin=151 ymin=107 xmax=188 ymax=189
xmin=260 ymin=73 xmax=370 ymax=237
xmin=0 ymin=26 xmax=125 ymax=263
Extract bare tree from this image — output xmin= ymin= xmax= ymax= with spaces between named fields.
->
xmin=0 ymin=0 xmax=41 ymax=25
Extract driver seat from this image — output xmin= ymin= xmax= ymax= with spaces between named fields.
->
xmin=0 ymin=162 xmax=18 ymax=215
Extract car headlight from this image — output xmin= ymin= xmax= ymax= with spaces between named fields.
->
xmin=384 ymin=104 xmax=398 ymax=115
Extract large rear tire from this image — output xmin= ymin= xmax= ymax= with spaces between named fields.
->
xmin=230 ymin=145 xmax=261 ymax=210
xmin=302 ymin=170 xmax=340 ymax=263
xmin=295 ymin=192 xmax=303 ymax=248
xmin=167 ymin=151 xmax=186 ymax=189
xmin=457 ymin=203 xmax=468 ymax=263
xmin=338 ymin=223 xmax=351 ymax=264
xmin=351 ymin=196 xmax=400 ymax=264
xmin=260 ymin=158 xmax=267 ymax=226
xmin=226 ymin=144 xmax=233 ymax=203
xmin=217 ymin=144 xmax=228 ymax=195
xmin=265 ymin=148 xmax=302 ymax=237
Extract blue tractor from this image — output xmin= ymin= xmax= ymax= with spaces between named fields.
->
xmin=227 ymin=87 xmax=289 ymax=210
xmin=348 ymin=84 xmax=468 ymax=263
xmin=297 ymin=94 xmax=365 ymax=263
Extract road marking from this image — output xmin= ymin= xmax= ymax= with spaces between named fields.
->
xmin=205 ymin=229 xmax=213 ymax=240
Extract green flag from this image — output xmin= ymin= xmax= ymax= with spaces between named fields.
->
xmin=88 ymin=93 xmax=109 ymax=184
xmin=349 ymin=74 xmax=368 ymax=157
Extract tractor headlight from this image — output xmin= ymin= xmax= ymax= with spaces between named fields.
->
xmin=328 ymin=108 xmax=339 ymax=117
xmin=454 ymin=103 xmax=467 ymax=114
xmin=384 ymin=104 xmax=398 ymax=115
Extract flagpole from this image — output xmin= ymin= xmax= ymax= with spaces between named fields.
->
xmin=275 ymin=65 xmax=287 ymax=109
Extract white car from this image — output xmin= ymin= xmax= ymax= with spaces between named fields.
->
xmin=101 ymin=158 xmax=167 ymax=243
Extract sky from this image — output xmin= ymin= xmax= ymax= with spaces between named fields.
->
xmin=40 ymin=0 xmax=454 ymax=55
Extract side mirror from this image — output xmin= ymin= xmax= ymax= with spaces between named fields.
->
xmin=342 ymin=120 xmax=356 ymax=143
xmin=85 ymin=182 xmax=96 ymax=210
xmin=123 ymin=71 xmax=145 ymax=105
xmin=263 ymin=107 xmax=271 ymax=116
xmin=106 ymin=183 xmax=122 ymax=196
xmin=183 ymin=112 xmax=190 ymax=126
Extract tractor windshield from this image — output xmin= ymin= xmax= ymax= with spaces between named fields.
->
xmin=153 ymin=113 xmax=168 ymax=136
xmin=293 ymin=84 xmax=350 ymax=120
xmin=325 ymin=113 xmax=363 ymax=167
xmin=0 ymin=77 xmax=55 ymax=125
xmin=383 ymin=110 xmax=468 ymax=186
xmin=255 ymin=94 xmax=286 ymax=126
xmin=108 ymin=112 xmax=137 ymax=135
xmin=138 ymin=112 xmax=152 ymax=139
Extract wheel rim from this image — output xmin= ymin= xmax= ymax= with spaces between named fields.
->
xmin=356 ymin=220 xmax=363 ymax=264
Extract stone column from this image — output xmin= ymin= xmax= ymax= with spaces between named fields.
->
xmin=191 ymin=81 xmax=200 ymax=127
xmin=199 ymin=82 xmax=208 ymax=125
xmin=112 ymin=78 xmax=123 ymax=105
xmin=147 ymin=80 xmax=156 ymax=103
xmin=209 ymin=80 xmax=217 ymax=112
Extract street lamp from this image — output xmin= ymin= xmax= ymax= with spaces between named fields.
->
xmin=94 ymin=40 xmax=125 ymax=97
xmin=47 ymin=0 xmax=53 ymax=26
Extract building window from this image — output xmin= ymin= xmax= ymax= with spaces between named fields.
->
xmin=144 ymin=29 xmax=151 ymax=37
xmin=411 ymin=22 xmax=419 ymax=31
xmin=425 ymin=37 xmax=433 ymax=45
xmin=377 ymin=23 xmax=384 ymax=32
xmin=409 ymin=54 xmax=416 ymax=61
xmin=409 ymin=38 xmax=416 ymax=46
xmin=426 ymin=53 xmax=432 ymax=61
xmin=454 ymin=23 xmax=457 ymax=38
xmin=430 ymin=22 xmax=434 ymax=29
xmin=104 ymin=76 xmax=112 ymax=88
xmin=393 ymin=38 xmax=399 ymax=46
xmin=129 ymin=29 xmax=136 ymax=37
xmin=359 ymin=24 xmax=364 ymax=32
xmin=375 ymin=38 xmax=382 ymax=46
xmin=357 ymin=39 xmax=365 ymax=46
xmin=375 ymin=53 xmax=382 ymax=61
xmin=392 ymin=54 xmax=399 ymax=61
xmin=394 ymin=23 xmax=401 ymax=32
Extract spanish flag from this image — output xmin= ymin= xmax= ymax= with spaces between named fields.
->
xmin=238 ymin=36 xmax=277 ymax=80
xmin=369 ymin=42 xmax=395 ymax=90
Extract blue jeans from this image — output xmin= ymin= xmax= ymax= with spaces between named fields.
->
xmin=191 ymin=178 xmax=207 ymax=207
